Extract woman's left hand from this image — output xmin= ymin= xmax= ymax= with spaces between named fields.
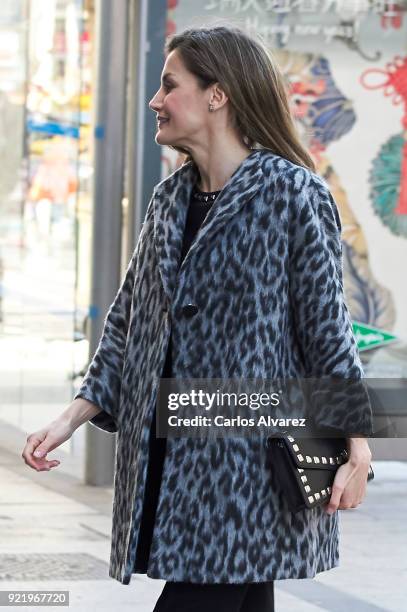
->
xmin=324 ymin=437 xmax=372 ymax=515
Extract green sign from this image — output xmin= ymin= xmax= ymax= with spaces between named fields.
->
xmin=352 ymin=322 xmax=398 ymax=352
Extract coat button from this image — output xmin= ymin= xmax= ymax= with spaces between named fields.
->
xmin=182 ymin=303 xmax=199 ymax=318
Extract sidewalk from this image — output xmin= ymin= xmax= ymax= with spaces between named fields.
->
xmin=0 ymin=441 xmax=406 ymax=611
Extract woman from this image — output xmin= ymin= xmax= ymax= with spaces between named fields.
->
xmin=22 ymin=26 xmax=372 ymax=611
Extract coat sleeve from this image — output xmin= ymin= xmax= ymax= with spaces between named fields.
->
xmin=73 ymin=195 xmax=154 ymax=433
xmin=288 ymin=176 xmax=373 ymax=437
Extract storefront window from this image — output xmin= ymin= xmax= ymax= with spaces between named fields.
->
xmin=0 ymin=0 xmax=94 ymax=469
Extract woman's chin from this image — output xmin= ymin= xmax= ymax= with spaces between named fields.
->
xmin=155 ymin=132 xmax=171 ymax=145
xmin=155 ymin=133 xmax=181 ymax=148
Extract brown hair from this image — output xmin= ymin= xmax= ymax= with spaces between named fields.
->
xmin=164 ymin=25 xmax=316 ymax=172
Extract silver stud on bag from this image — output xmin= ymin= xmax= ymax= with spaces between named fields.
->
xmin=301 ymin=475 xmax=307 ymax=483
xmin=329 ymin=457 xmax=334 ymax=464
xmin=304 ymin=485 xmax=311 ymax=493
xmin=297 ymin=468 xmax=304 ymax=473
xmin=321 ymin=489 xmax=327 ymax=496
xmin=306 ymin=456 xmax=312 ymax=463
xmin=322 ymin=457 xmax=327 ymax=464
xmin=293 ymin=444 xmax=299 ymax=452
xmin=308 ymin=495 xmax=315 ymax=503
xmin=327 ymin=486 xmax=331 ymax=494
xmin=287 ymin=436 xmax=294 ymax=442
xmin=313 ymin=457 xmax=320 ymax=464
xmin=297 ymin=454 xmax=304 ymax=462
xmin=315 ymin=492 xmax=321 ymax=500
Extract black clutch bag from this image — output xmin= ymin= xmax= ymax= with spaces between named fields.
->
xmin=267 ymin=435 xmax=374 ymax=513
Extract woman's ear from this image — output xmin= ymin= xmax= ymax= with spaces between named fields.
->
xmin=209 ymin=82 xmax=229 ymax=110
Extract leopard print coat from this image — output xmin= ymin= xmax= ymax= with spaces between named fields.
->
xmin=74 ymin=148 xmax=371 ymax=585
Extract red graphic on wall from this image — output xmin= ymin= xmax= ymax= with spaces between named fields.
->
xmin=381 ymin=2 xmax=404 ymax=29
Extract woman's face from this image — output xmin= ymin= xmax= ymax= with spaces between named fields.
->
xmin=149 ymin=50 xmax=213 ymax=151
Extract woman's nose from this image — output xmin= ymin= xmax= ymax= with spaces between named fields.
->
xmin=149 ymin=91 xmax=161 ymax=111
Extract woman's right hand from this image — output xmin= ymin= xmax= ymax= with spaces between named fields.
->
xmin=21 ymin=416 xmax=74 ymax=472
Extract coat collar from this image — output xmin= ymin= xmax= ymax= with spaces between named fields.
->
xmin=153 ymin=148 xmax=268 ymax=302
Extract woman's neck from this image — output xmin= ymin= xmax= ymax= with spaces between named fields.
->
xmin=192 ymin=144 xmax=253 ymax=192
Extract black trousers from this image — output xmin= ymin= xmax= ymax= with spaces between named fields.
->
xmin=153 ymin=581 xmax=275 ymax=611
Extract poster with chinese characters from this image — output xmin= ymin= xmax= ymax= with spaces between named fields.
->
xmin=162 ymin=1 xmax=407 ymax=377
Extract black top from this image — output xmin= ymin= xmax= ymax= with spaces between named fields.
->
xmin=179 ymin=184 xmax=221 ymax=266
